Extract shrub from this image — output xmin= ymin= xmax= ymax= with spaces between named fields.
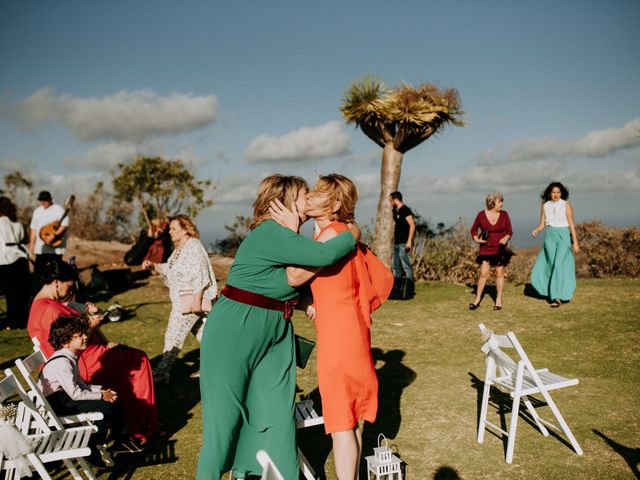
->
xmin=412 ymin=219 xmax=478 ymax=284
xmin=576 ymin=221 xmax=640 ymax=278
xmin=213 ymin=215 xmax=251 ymax=257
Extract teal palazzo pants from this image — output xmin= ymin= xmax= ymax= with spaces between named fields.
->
xmin=530 ymin=226 xmax=576 ymax=302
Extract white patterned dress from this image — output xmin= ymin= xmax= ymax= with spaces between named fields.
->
xmin=154 ymin=237 xmax=218 ymax=380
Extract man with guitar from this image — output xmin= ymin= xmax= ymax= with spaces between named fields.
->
xmin=28 ymin=191 xmax=71 ymax=275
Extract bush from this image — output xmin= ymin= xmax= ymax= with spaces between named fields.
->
xmin=412 ymin=219 xmax=478 ymax=284
xmin=576 ymin=221 xmax=640 ymax=278
xmin=213 ymin=215 xmax=251 ymax=257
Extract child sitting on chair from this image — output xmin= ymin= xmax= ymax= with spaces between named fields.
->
xmin=37 ymin=315 xmax=124 ymax=468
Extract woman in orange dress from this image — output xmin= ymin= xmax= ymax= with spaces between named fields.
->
xmin=281 ymin=174 xmax=392 ymax=480
xmin=27 ymin=258 xmax=159 ymax=445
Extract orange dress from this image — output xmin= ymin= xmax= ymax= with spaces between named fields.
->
xmin=311 ymin=222 xmax=386 ymax=433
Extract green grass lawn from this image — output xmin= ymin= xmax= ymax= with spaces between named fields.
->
xmin=1 ymin=277 xmax=639 ymax=479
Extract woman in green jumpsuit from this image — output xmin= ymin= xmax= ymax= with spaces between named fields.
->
xmin=197 ymin=175 xmax=358 ymax=479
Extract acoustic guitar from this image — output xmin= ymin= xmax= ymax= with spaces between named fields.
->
xmin=39 ymin=195 xmax=75 ymax=248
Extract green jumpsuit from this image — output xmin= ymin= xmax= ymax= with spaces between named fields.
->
xmin=197 ymin=219 xmax=355 ymax=479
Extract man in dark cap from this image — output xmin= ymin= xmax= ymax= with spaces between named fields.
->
xmin=29 ymin=191 xmax=69 ymax=275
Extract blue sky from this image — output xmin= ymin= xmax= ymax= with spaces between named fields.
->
xmin=1 ymin=0 xmax=639 ymax=248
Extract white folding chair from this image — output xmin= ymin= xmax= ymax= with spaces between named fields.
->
xmin=477 ymin=323 xmax=583 ymax=463
xmin=14 ymin=349 xmax=104 ymax=430
xmin=0 ymin=370 xmax=99 ymax=480
xmin=295 ymin=399 xmax=324 ymax=480
xmin=32 ymin=336 xmax=42 ymax=354
xmin=256 ymin=449 xmax=285 ymax=480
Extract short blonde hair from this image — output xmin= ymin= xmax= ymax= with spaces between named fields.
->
xmin=169 ymin=214 xmax=200 ymax=238
xmin=251 ymin=175 xmax=309 ymax=229
xmin=485 ymin=191 xmax=504 ymax=209
xmin=311 ymin=174 xmax=358 ymax=222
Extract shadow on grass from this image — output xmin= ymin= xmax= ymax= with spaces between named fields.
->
xmin=106 ymin=348 xmax=201 ymax=478
xmin=151 ymin=348 xmax=201 ymax=436
xmin=467 ymin=283 xmax=498 ymax=305
xmin=297 ymin=348 xmax=416 ymax=479
xmin=523 ymin=283 xmax=547 ymax=300
xmin=434 ymin=465 xmax=462 ymax=479
xmin=468 ymin=372 xmax=578 ymax=456
xmin=106 ymin=439 xmax=179 ymax=479
xmin=593 ymin=429 xmax=640 ymax=479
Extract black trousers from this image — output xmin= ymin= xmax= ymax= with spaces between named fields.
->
xmin=0 ymin=258 xmax=30 ymax=329
xmin=46 ymin=390 xmax=125 ymax=446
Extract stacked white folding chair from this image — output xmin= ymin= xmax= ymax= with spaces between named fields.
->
xmin=295 ymin=399 xmax=324 ymax=480
xmin=477 ymin=323 xmax=583 ymax=463
xmin=256 ymin=449 xmax=285 ymax=480
xmin=0 ymin=369 xmax=98 ymax=480
xmin=15 ymin=349 xmax=105 ymax=430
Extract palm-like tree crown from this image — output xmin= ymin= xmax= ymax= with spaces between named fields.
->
xmin=341 ymin=76 xmax=465 ymax=153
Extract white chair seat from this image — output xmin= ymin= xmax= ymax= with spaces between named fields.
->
xmin=493 ymin=369 xmax=579 ymax=396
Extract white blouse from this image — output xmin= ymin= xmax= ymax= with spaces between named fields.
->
xmin=0 ymin=216 xmax=28 ymax=265
xmin=543 ymin=199 xmax=569 ymax=228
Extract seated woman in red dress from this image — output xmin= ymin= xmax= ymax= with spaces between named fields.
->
xmin=27 ymin=259 xmax=159 ymax=445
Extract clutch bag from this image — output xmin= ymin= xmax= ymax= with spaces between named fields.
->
xmin=294 ymin=334 xmax=315 ymax=369
xmin=179 ymin=290 xmax=213 ymax=314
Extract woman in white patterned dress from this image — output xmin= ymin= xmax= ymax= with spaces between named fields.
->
xmin=143 ymin=215 xmax=218 ymax=384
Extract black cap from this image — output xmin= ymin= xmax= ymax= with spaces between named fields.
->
xmin=37 ymin=191 xmax=52 ymax=202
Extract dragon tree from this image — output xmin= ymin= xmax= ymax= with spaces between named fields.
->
xmin=341 ymin=76 xmax=465 ymax=267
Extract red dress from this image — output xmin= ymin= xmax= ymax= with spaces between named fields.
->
xmin=470 ymin=210 xmax=514 ymax=266
xmin=27 ymin=298 xmax=159 ymax=441
xmin=310 ymin=222 xmax=392 ymax=433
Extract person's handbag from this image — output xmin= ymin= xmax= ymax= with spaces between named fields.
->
xmin=179 ymin=290 xmax=213 ymax=314
xmin=479 ymin=229 xmax=489 ymax=241
xmin=294 ymin=334 xmax=315 ymax=369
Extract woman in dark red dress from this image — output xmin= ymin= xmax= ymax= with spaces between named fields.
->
xmin=469 ymin=192 xmax=514 ymax=310
xmin=27 ymin=259 xmax=159 ymax=445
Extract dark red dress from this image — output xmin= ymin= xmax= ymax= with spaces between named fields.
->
xmin=470 ymin=210 xmax=514 ymax=266
xmin=27 ymin=298 xmax=159 ymax=442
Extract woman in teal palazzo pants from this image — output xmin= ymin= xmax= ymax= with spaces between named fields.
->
xmin=197 ymin=175 xmax=359 ymax=479
xmin=530 ymin=182 xmax=580 ymax=307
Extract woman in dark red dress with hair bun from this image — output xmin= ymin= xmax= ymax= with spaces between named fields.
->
xmin=469 ymin=191 xmax=514 ymax=310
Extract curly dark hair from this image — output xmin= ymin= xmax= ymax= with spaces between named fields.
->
xmin=49 ymin=316 xmax=89 ymax=351
xmin=540 ymin=182 xmax=569 ymax=202
xmin=39 ymin=258 xmax=78 ymax=286
xmin=0 ymin=196 xmax=18 ymax=222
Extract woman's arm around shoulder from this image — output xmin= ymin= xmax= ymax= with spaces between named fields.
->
xmin=286 ymin=227 xmax=339 ymax=287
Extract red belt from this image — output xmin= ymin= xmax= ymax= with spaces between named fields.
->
xmin=221 ymin=284 xmax=298 ymax=320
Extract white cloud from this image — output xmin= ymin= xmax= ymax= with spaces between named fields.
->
xmin=63 ymin=142 xmax=153 ymax=170
xmin=6 ymin=87 xmax=218 ymax=141
xmin=0 ymin=157 xmax=34 ymax=172
xmin=212 ymin=172 xmax=265 ymax=207
xmin=479 ymin=117 xmax=640 ymax=165
xmin=245 ymin=121 xmax=351 ymax=163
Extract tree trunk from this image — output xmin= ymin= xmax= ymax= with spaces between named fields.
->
xmin=372 ymin=143 xmax=403 ymax=268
